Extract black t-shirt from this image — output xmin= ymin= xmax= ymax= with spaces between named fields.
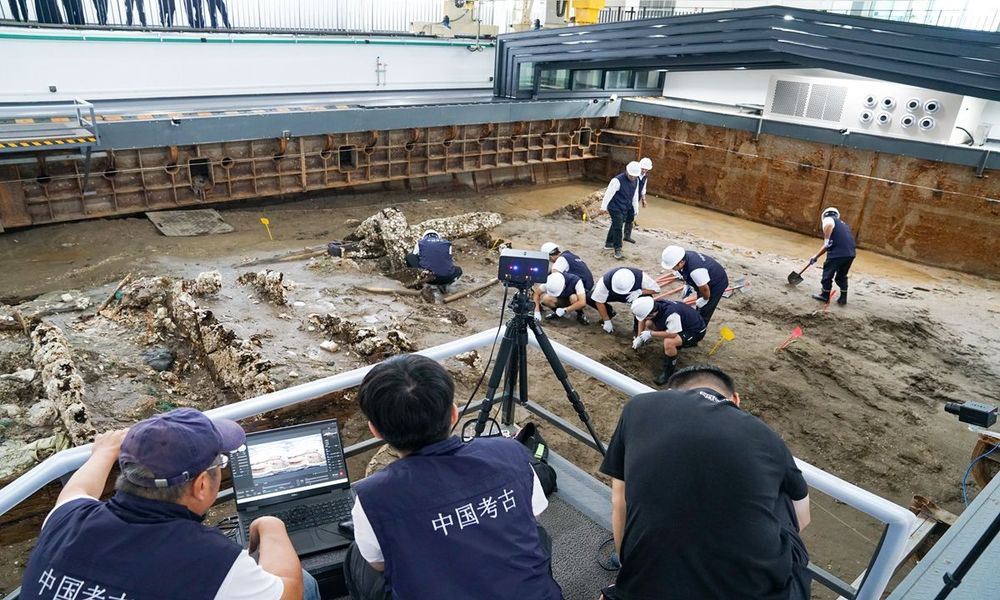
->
xmin=599 ymin=388 xmax=808 ymax=600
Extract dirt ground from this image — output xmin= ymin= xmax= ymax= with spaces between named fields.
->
xmin=1 ymin=180 xmax=999 ymax=598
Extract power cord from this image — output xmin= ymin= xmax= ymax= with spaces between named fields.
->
xmin=452 ymin=283 xmax=510 ymax=435
xmin=596 ymin=536 xmax=620 ymax=571
xmin=962 ymin=441 xmax=1000 ymax=506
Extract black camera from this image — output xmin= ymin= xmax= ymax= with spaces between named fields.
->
xmin=498 ymin=249 xmax=549 ymax=289
xmin=945 ymin=401 xmax=998 ymax=429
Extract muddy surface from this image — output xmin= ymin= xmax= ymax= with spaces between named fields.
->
xmin=1 ymin=181 xmax=999 ymax=597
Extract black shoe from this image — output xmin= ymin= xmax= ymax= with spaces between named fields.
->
xmin=623 ymin=237 xmax=637 ymax=244
xmin=576 ymin=312 xmax=589 ymax=325
xmin=614 ymin=249 xmax=624 ymax=260
xmin=837 ymin=291 xmax=847 ymax=305
xmin=604 ymin=243 xmax=614 ymax=250
xmin=653 ymin=357 xmax=677 ymax=386
xmin=607 ymin=306 xmax=617 ymax=319
xmin=544 ymin=311 xmax=560 ymax=321
xmin=812 ymin=291 xmax=831 ymax=302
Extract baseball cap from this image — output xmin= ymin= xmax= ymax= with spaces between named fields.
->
xmin=119 ymin=408 xmax=246 ymax=488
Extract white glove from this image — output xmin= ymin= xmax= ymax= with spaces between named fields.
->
xmin=602 ymin=320 xmax=614 ymax=334
xmin=631 ymin=330 xmax=652 ymax=350
xmin=696 ymin=297 xmax=708 ymax=309
xmin=555 ymin=307 xmax=566 ymax=318
xmin=626 ymin=290 xmax=641 ymax=303
xmin=534 ymin=311 xmax=542 ymax=322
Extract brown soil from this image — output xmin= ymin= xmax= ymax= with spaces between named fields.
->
xmin=1 ymin=181 xmax=999 ymax=598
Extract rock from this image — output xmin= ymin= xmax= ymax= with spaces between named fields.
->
xmin=141 ymin=347 xmax=175 ymax=372
xmin=366 ymin=444 xmax=402 ymax=477
xmin=320 ymin=341 xmax=340 ymax=353
xmin=26 ymin=400 xmax=58 ymax=427
xmin=455 ymin=351 xmax=480 ymax=368
xmin=0 ymin=404 xmax=22 ymax=418
xmin=187 ymin=271 xmax=223 ymax=297
xmin=0 ymin=368 xmax=36 ymax=383
xmin=344 ymin=218 xmax=362 ymax=228
xmin=288 ymin=371 xmax=299 ymax=378
xmin=293 ymin=301 xmax=306 ymax=307
xmin=30 ymin=322 xmax=94 ymax=445
xmin=60 ymin=294 xmax=74 ymax=303
xmin=237 ymin=269 xmax=294 ymax=305
xmin=75 ymin=297 xmax=92 ymax=309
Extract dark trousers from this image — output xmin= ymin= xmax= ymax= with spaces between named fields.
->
xmin=605 ymin=210 xmax=627 ymax=250
xmin=61 ymin=0 xmax=83 ymax=23
xmin=92 ymin=0 xmax=107 ymax=23
xmin=8 ymin=0 xmax=29 ymax=20
xmin=184 ymin=0 xmax=203 ymax=27
xmin=344 ymin=525 xmax=554 ymax=600
xmin=207 ymin=0 xmax=227 ymax=27
xmin=404 ymin=254 xmax=462 ymax=286
xmin=820 ymin=256 xmax=854 ymax=293
xmin=623 ymin=209 xmax=635 ymax=241
xmin=34 ymin=0 xmax=62 ymax=23
xmin=125 ymin=0 xmax=145 ymax=24
xmin=157 ymin=0 xmax=174 ymax=24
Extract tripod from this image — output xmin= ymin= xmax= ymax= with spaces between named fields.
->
xmin=473 ymin=285 xmax=606 ymax=455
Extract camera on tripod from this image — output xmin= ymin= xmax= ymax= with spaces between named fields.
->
xmin=498 ymin=249 xmax=549 ymax=289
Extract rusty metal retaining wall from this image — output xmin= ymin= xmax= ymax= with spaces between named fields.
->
xmin=604 ymin=113 xmax=1000 ymax=279
xmin=0 ymin=118 xmax=606 ymax=228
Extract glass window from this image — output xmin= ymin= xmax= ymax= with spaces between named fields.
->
xmin=518 ymin=62 xmax=535 ymax=90
xmin=605 ymin=70 xmax=633 ymax=89
xmin=634 ymin=70 xmax=662 ymax=90
xmin=539 ymin=69 xmax=570 ymax=90
xmin=572 ymin=70 xmax=604 ymax=90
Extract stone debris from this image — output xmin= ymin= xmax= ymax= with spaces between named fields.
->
xmin=141 ymin=347 xmax=175 ymax=372
xmin=30 ymin=322 xmax=95 ymax=446
xmin=26 ymin=399 xmax=58 ymax=428
xmin=366 ymin=444 xmax=402 ymax=477
xmin=0 ymin=368 xmax=36 ymax=383
xmin=309 ymin=313 xmax=414 ymax=361
xmin=237 ymin=269 xmax=294 ymax=305
xmin=320 ymin=341 xmax=340 ymax=353
xmin=545 ymin=188 xmax=605 ymax=220
xmin=183 ymin=271 xmax=223 ymax=297
xmin=454 ymin=350 xmax=481 ymax=369
xmin=0 ymin=306 xmax=24 ymax=331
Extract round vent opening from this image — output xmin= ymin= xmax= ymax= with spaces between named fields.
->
xmin=918 ymin=116 xmax=936 ymax=130
xmin=859 ymin=110 xmax=874 ymax=124
xmin=876 ymin=112 xmax=892 ymax=126
xmin=924 ymin=99 xmax=940 ymax=114
xmin=905 ymin=98 xmax=921 ymax=111
xmin=880 ymin=96 xmax=896 ymax=110
xmin=900 ymin=114 xmax=916 ymax=128
xmin=863 ymin=95 xmax=877 ymax=108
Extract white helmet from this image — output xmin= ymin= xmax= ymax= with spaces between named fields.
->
xmin=631 ymin=296 xmax=654 ymax=321
xmin=660 ymin=245 xmax=685 ymax=270
xmin=545 ymin=272 xmax=566 ymax=297
xmin=639 ymin=157 xmax=653 ymax=170
xmin=822 ymin=207 xmax=840 ymax=219
xmin=540 ymin=242 xmax=560 ymax=255
xmin=423 ymin=229 xmax=440 ymax=238
xmin=626 ymin=161 xmax=642 ymax=177
xmin=611 ymin=269 xmax=636 ymax=295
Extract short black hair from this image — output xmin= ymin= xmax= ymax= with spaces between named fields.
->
xmin=666 ymin=364 xmax=736 ymax=397
xmin=358 ymin=354 xmax=455 ymax=452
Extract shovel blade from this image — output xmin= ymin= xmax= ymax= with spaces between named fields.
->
xmin=787 ymin=271 xmax=804 ymax=285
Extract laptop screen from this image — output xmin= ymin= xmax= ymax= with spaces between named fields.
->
xmin=229 ymin=419 xmax=349 ymax=505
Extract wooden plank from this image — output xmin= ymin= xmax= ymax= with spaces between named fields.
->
xmin=0 ymin=181 xmax=31 ymax=228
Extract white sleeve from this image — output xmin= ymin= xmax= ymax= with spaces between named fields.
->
xmin=590 ymin=278 xmax=610 ymax=304
xmin=449 ymin=245 xmax=453 ymax=255
xmin=822 ymin=216 xmax=835 ymax=230
xmin=600 ymin=179 xmax=620 ymax=210
xmin=822 ymin=217 xmax=835 ymax=247
xmin=641 ymin=273 xmax=661 ymax=292
xmin=690 ymin=268 xmax=711 ymax=287
xmin=42 ymin=494 xmax=97 ymax=529
xmin=351 ymin=496 xmax=383 ymax=564
xmin=214 ymin=551 xmax=284 ymax=600
xmin=551 ymin=256 xmax=568 ymax=273
xmin=665 ymin=313 xmax=683 ymax=334
xmin=531 ymin=470 xmax=548 ymax=517
xmin=573 ymin=280 xmax=586 ymax=297
xmin=412 ymin=242 xmax=420 ymax=255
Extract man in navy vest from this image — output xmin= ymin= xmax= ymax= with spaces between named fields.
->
xmin=344 ymin=354 xmax=562 ymax=600
xmin=625 ymin=157 xmax=652 ymax=241
xmin=630 ymin=296 xmax=707 ymax=385
xmin=20 ymin=408 xmax=317 ymax=600
xmin=809 ymin=207 xmax=856 ymax=305
xmin=660 ymin=245 xmax=729 ymax=327
xmin=590 ymin=267 xmax=661 ymax=334
xmin=405 ymin=229 xmax=464 ymax=293
xmin=600 ymin=161 xmax=642 ymax=260
xmin=534 ymin=271 xmax=591 ymax=325
xmin=540 ymin=242 xmax=595 ymax=291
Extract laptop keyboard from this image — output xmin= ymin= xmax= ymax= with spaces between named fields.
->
xmin=244 ymin=496 xmax=354 ymax=539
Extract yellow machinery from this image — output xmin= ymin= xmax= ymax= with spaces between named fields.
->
xmin=571 ymin=0 xmax=605 ymax=25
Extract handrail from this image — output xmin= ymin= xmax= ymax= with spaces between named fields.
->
xmin=0 ymin=326 xmax=915 ymax=600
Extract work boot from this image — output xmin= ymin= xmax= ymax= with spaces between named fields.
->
xmin=604 ymin=243 xmax=614 ymax=250
xmin=623 ymin=237 xmax=637 ymax=244
xmin=614 ymin=248 xmax=624 ymax=260
xmin=653 ymin=356 xmax=678 ymax=386
xmin=837 ymin=290 xmax=847 ymax=305
xmin=576 ymin=311 xmax=589 ymax=325
xmin=811 ymin=290 xmax=831 ymax=303
xmin=544 ymin=311 xmax=560 ymax=321
xmin=607 ymin=306 xmax=617 ymax=319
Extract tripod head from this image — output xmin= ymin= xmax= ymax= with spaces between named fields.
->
xmin=505 ymin=285 xmax=536 ymax=317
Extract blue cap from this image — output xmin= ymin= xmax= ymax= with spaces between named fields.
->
xmin=118 ymin=408 xmax=245 ymax=488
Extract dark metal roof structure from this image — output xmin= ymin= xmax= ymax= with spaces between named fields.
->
xmin=494 ymin=5 xmax=1000 ymax=100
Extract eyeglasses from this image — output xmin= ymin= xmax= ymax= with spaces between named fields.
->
xmin=206 ymin=454 xmax=229 ymax=473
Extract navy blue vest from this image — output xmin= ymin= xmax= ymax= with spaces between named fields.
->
xmin=608 ymin=173 xmax=637 ymax=213
xmin=827 ymin=218 xmax=857 ymax=259
xmin=652 ymin=299 xmax=706 ymax=334
xmin=601 ymin=267 xmax=644 ymax=303
xmin=354 ymin=436 xmax=561 ymax=600
xmin=559 ymin=250 xmax=594 ymax=290
xmin=637 ymin=176 xmax=647 ymax=199
xmin=418 ymin=235 xmax=455 ymax=277
xmin=555 ymin=271 xmax=583 ymax=300
xmin=680 ymin=251 xmax=729 ymax=299
xmin=21 ymin=492 xmax=240 ymax=600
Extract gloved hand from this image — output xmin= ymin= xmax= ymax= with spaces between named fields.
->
xmin=602 ymin=320 xmax=614 ymax=334
xmin=808 ymin=256 xmax=817 ymax=265
xmin=555 ymin=308 xmax=567 ymax=318
xmin=626 ymin=290 xmax=641 ymax=303
xmin=534 ymin=311 xmax=542 ymax=322
xmin=695 ymin=297 xmax=708 ymax=309
xmin=631 ymin=330 xmax=652 ymax=349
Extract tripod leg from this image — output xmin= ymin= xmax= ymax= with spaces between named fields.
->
xmin=528 ymin=319 xmax=606 ymax=455
xmin=500 ymin=337 xmax=521 ymax=427
xmin=506 ymin=324 xmax=530 ymax=427
xmin=474 ymin=328 xmax=517 ymax=437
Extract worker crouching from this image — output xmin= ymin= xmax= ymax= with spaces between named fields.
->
xmin=631 ymin=296 xmax=707 ymax=385
xmin=405 ymin=229 xmax=463 ymax=294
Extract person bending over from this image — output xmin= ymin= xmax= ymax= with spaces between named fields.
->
xmin=405 ymin=229 xmax=464 ymax=293
xmin=590 ymin=267 xmax=660 ymax=334
xmin=809 ymin=206 xmax=856 ymax=305
xmin=534 ymin=271 xmax=591 ymax=325
xmin=660 ymin=245 xmax=729 ymax=327
xmin=630 ymin=296 xmax=706 ymax=385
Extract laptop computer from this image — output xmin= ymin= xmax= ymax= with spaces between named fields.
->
xmin=229 ymin=418 xmax=354 ymax=556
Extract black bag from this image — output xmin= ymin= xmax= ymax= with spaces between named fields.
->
xmin=515 ymin=422 xmax=557 ymax=497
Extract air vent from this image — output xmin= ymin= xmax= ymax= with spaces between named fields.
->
xmin=919 ymin=116 xmax=936 ymax=130
xmin=924 ymin=99 xmax=940 ymax=114
xmin=805 ymin=84 xmax=847 ymax=121
xmin=863 ymin=94 xmax=877 ymax=108
xmin=858 ymin=110 xmax=874 ymax=124
xmin=876 ymin=112 xmax=892 ymax=125
xmin=881 ymin=96 xmax=896 ymax=110
xmin=905 ymin=98 xmax=921 ymax=111
xmin=771 ymin=80 xmax=810 ymax=117
xmin=900 ymin=114 xmax=916 ymax=128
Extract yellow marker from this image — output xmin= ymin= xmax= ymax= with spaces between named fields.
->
xmin=582 ymin=210 xmax=588 ymax=222
xmin=707 ymin=326 xmax=735 ymax=357
xmin=260 ymin=217 xmax=273 ymax=241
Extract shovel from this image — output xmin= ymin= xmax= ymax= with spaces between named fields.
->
xmin=787 ymin=262 xmax=813 ymax=285
xmin=707 ymin=326 xmax=735 ymax=357
xmin=774 ymin=326 xmax=803 ymax=353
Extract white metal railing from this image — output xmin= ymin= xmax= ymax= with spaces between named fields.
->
xmin=0 ymin=326 xmax=915 ymax=600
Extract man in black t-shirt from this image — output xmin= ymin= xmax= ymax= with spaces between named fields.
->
xmin=599 ymin=365 xmax=812 ymax=600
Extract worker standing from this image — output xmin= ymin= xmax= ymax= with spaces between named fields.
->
xmin=61 ymin=0 xmax=83 ymax=23
xmin=590 ymin=267 xmax=661 ymax=334
xmin=631 ymin=297 xmax=706 ymax=385
xmin=405 ymin=230 xmax=463 ymax=293
xmin=207 ymin=0 xmax=229 ymax=28
xmin=125 ymin=0 xmax=146 ymax=25
xmin=157 ymin=0 xmax=175 ymax=25
xmin=9 ymin=0 xmax=28 ymax=21
xmin=33 ymin=0 xmax=63 ymax=23
xmin=92 ymin=0 xmax=108 ymax=24
xmin=600 ymin=161 xmax=642 ymax=260
xmin=660 ymin=245 xmax=729 ymax=327
xmin=629 ymin=157 xmax=652 ymax=232
xmin=809 ymin=207 xmax=856 ymax=305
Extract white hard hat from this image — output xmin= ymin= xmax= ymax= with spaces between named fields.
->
xmin=660 ymin=245 xmax=685 ymax=270
xmin=631 ymin=296 xmax=654 ymax=321
xmin=822 ymin=207 xmax=840 ymax=219
xmin=626 ymin=161 xmax=642 ymax=177
xmin=423 ymin=229 xmax=440 ymax=238
xmin=540 ymin=242 xmax=560 ymax=255
xmin=611 ymin=269 xmax=636 ymax=295
xmin=545 ymin=272 xmax=566 ymax=297
xmin=639 ymin=157 xmax=653 ymax=170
